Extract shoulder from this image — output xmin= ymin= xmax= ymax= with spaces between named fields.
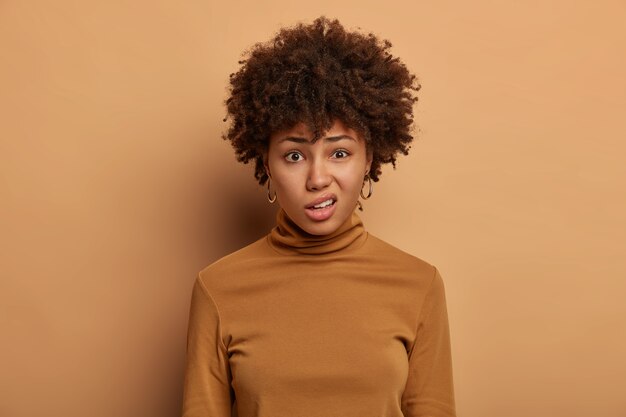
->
xmin=197 ymin=234 xmax=272 ymax=289
xmin=363 ymin=232 xmax=439 ymax=283
xmin=364 ymin=232 xmax=435 ymax=271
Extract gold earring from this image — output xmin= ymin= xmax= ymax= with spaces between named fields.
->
xmin=360 ymin=174 xmax=373 ymax=200
xmin=267 ymin=177 xmax=276 ymax=203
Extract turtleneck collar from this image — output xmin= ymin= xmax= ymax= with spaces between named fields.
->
xmin=267 ymin=207 xmax=368 ymax=256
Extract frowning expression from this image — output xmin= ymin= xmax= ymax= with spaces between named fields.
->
xmin=263 ymin=119 xmax=373 ymax=236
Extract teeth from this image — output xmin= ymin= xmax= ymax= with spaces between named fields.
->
xmin=312 ymin=199 xmax=334 ymax=209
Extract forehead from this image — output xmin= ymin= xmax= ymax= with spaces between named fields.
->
xmin=271 ymin=119 xmax=361 ymax=143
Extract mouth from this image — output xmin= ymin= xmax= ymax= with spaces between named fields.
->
xmin=305 ymin=194 xmax=337 ymax=210
xmin=304 ymin=194 xmax=338 ymax=221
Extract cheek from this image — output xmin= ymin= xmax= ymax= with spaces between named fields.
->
xmin=335 ymin=169 xmax=365 ymax=193
xmin=271 ymin=169 xmax=302 ymax=195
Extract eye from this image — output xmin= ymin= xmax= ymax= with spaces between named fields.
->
xmin=284 ymin=151 xmax=303 ymax=163
xmin=332 ymin=149 xmax=350 ymax=159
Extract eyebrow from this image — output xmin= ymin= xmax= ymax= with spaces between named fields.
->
xmin=278 ymin=135 xmax=356 ymax=144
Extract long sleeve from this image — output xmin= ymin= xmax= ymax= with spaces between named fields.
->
xmin=181 ymin=276 xmax=234 ymax=417
xmin=401 ymin=267 xmax=457 ymax=417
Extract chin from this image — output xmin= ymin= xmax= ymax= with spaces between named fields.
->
xmin=302 ymin=222 xmax=336 ymax=236
xmin=300 ymin=214 xmax=345 ymax=236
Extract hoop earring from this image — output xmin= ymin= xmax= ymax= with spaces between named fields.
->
xmin=360 ymin=174 xmax=373 ymax=200
xmin=267 ymin=177 xmax=277 ymax=203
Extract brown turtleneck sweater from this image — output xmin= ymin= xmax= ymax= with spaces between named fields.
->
xmin=181 ymin=208 xmax=456 ymax=417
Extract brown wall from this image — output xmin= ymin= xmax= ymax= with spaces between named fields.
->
xmin=1 ymin=1 xmax=625 ymax=416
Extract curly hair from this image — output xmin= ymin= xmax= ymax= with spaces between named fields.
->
xmin=222 ymin=16 xmax=421 ymax=186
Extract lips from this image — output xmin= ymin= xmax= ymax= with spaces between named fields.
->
xmin=305 ymin=193 xmax=337 ymax=209
xmin=304 ymin=193 xmax=338 ymax=222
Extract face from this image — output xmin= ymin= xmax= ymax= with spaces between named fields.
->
xmin=263 ymin=119 xmax=373 ymax=236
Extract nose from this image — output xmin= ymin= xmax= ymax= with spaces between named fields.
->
xmin=306 ymin=158 xmax=332 ymax=191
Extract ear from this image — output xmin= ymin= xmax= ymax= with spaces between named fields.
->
xmin=365 ymin=148 xmax=374 ymax=176
xmin=262 ymin=150 xmax=271 ymax=178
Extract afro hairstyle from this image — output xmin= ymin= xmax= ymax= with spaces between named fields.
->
xmin=222 ymin=16 xmax=421 ymax=186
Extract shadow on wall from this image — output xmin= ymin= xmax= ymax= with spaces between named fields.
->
xmin=202 ymin=152 xmax=278 ymax=264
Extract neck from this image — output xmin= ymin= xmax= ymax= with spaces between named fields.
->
xmin=267 ymin=207 xmax=368 ymax=256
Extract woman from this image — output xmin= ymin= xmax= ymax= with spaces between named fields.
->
xmin=182 ymin=16 xmax=456 ymax=417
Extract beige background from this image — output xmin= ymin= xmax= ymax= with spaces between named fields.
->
xmin=1 ymin=1 xmax=625 ymax=416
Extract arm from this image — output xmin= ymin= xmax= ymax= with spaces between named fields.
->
xmin=401 ymin=267 xmax=457 ymax=417
xmin=181 ymin=276 xmax=234 ymax=417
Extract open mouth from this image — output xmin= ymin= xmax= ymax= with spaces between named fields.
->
xmin=305 ymin=197 xmax=337 ymax=221
xmin=308 ymin=198 xmax=336 ymax=210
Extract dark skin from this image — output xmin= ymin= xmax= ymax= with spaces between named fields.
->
xmin=262 ymin=119 xmax=373 ymax=236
